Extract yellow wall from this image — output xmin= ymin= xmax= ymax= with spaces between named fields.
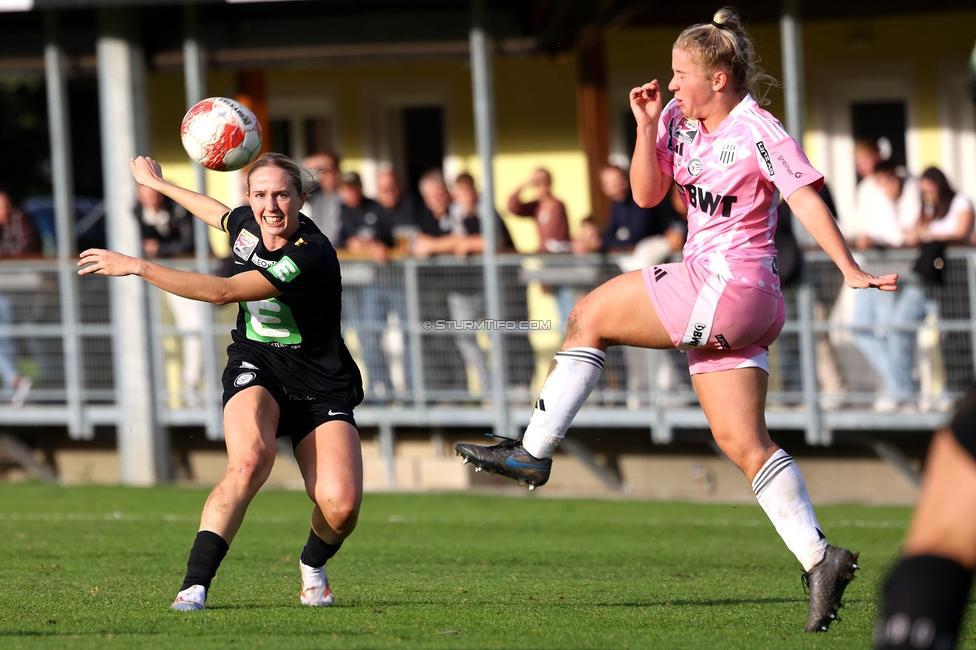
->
xmin=801 ymin=10 xmax=976 ymax=170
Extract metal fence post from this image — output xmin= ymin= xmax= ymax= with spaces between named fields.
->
xmin=797 ymin=278 xmax=825 ymax=445
xmin=403 ymin=259 xmax=427 ymax=410
xmin=963 ymin=255 xmax=976 ymax=375
xmin=183 ymin=5 xmax=222 ymax=439
xmin=45 ymin=12 xmax=88 ymax=439
xmin=471 ymin=0 xmax=511 ymax=439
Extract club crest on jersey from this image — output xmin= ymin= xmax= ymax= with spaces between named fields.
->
xmin=234 ymin=229 xmax=259 ymax=261
xmin=676 ymin=117 xmax=698 ymax=144
xmin=716 ymin=141 xmax=738 ymax=167
xmin=687 ymin=158 xmax=704 ymax=177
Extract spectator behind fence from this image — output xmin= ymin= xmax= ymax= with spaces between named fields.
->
xmin=302 ymin=152 xmax=342 ymax=245
xmin=507 ymin=168 xmax=574 ymax=330
xmin=416 ymin=172 xmax=513 ymax=399
xmin=0 ymin=188 xmax=39 ymax=406
xmin=135 ymin=185 xmax=206 ymax=407
xmin=507 ymin=168 xmax=571 ymax=254
xmin=848 ymin=159 xmax=922 ymax=412
xmin=905 ymin=167 xmax=975 ymax=249
xmin=904 ymin=167 xmax=975 ymax=411
xmin=335 ymin=171 xmax=409 ymax=400
xmin=574 ymin=165 xmax=685 ymax=265
xmin=411 ymin=169 xmax=465 ymax=393
xmin=375 ymin=169 xmax=419 ymax=232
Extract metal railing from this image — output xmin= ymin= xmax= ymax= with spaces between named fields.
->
xmin=0 ymin=249 xmax=970 ymax=444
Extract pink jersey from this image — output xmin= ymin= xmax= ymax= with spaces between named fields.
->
xmin=656 ymin=94 xmax=823 ymax=296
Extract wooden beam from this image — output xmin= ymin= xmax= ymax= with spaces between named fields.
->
xmin=235 ymin=69 xmax=272 ymax=158
xmin=576 ymin=39 xmax=609 ymax=226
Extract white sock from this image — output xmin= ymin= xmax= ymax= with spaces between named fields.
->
xmin=752 ymin=449 xmax=829 ymax=571
xmin=521 ymin=348 xmax=605 ymax=459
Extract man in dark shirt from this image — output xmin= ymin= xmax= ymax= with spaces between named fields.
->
xmin=576 ymin=165 xmax=684 ymax=255
xmin=413 ymin=171 xmax=514 ymax=399
xmin=302 ymin=152 xmax=342 ymax=244
xmin=375 ymin=170 xmax=419 ymax=232
xmin=336 ymin=172 xmax=393 ymax=262
xmin=334 ymin=171 xmax=409 ymax=400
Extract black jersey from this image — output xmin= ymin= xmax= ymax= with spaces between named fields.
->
xmin=221 ymin=206 xmax=363 ymax=405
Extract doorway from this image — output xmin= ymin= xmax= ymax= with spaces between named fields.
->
xmin=851 ymin=101 xmax=907 ymax=178
xmin=400 ymin=106 xmax=445 ymax=194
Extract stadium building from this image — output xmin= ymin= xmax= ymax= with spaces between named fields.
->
xmin=0 ymin=0 xmax=973 ymax=496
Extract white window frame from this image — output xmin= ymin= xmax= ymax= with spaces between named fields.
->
xmin=938 ymin=60 xmax=976 ymax=203
xmin=360 ymin=83 xmax=455 ymax=198
xmin=267 ymin=96 xmax=339 ymax=163
xmin=808 ymin=64 xmax=918 ymax=224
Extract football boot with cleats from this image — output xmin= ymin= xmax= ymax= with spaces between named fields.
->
xmin=803 ymin=545 xmax=860 ymax=632
xmin=455 ymin=436 xmax=552 ymax=490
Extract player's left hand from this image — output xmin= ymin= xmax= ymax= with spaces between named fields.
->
xmin=845 ymin=269 xmax=898 ymax=291
xmin=77 ymin=249 xmax=143 ymax=277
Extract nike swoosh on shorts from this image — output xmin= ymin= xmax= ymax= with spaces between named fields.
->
xmin=328 ymin=410 xmax=348 ymax=416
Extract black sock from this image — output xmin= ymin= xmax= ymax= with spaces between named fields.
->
xmin=180 ymin=530 xmax=229 ymax=592
xmin=300 ymin=529 xmax=342 ymax=568
xmin=875 ymin=555 xmax=974 ymax=649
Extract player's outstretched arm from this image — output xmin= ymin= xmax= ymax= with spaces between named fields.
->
xmin=78 ymin=248 xmax=280 ymax=304
xmin=787 ymin=185 xmax=898 ymax=291
xmin=629 ymin=81 xmax=672 ymax=209
xmin=130 ymin=156 xmax=230 ymax=230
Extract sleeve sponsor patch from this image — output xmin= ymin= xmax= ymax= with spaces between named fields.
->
xmin=756 ymin=141 xmax=775 ymax=177
xmin=269 ymin=255 xmax=301 ymax=283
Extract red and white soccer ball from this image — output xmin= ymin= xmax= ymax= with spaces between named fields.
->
xmin=180 ymin=97 xmax=263 ymax=172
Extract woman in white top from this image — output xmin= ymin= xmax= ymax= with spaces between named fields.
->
xmin=906 ymin=167 xmax=975 ymax=246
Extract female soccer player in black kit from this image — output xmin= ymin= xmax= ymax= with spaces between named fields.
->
xmin=78 ymin=153 xmax=364 ymax=610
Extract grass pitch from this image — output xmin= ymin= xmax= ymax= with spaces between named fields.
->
xmin=0 ymin=483 xmax=970 ymax=649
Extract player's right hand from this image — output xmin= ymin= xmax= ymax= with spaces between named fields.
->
xmin=844 ymin=269 xmax=899 ymax=291
xmin=630 ymin=81 xmax=663 ymax=127
xmin=129 ymin=156 xmax=165 ymax=188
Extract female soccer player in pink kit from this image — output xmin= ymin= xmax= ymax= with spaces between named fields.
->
xmin=457 ymin=7 xmax=898 ymax=633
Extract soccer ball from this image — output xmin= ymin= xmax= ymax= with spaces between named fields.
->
xmin=180 ymin=97 xmax=263 ymax=172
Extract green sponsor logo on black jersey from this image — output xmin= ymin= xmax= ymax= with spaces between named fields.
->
xmin=242 ymin=298 xmax=302 ymax=344
xmin=269 ymin=256 xmax=301 ymax=283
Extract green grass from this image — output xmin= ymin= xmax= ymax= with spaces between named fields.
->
xmin=0 ymin=484 xmax=970 ymax=649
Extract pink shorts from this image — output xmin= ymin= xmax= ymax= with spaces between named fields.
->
xmin=642 ymin=261 xmax=785 ymax=375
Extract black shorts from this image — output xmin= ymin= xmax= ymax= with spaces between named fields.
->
xmin=221 ymin=359 xmax=358 ymax=450
xmin=950 ymin=384 xmax=976 ymax=461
